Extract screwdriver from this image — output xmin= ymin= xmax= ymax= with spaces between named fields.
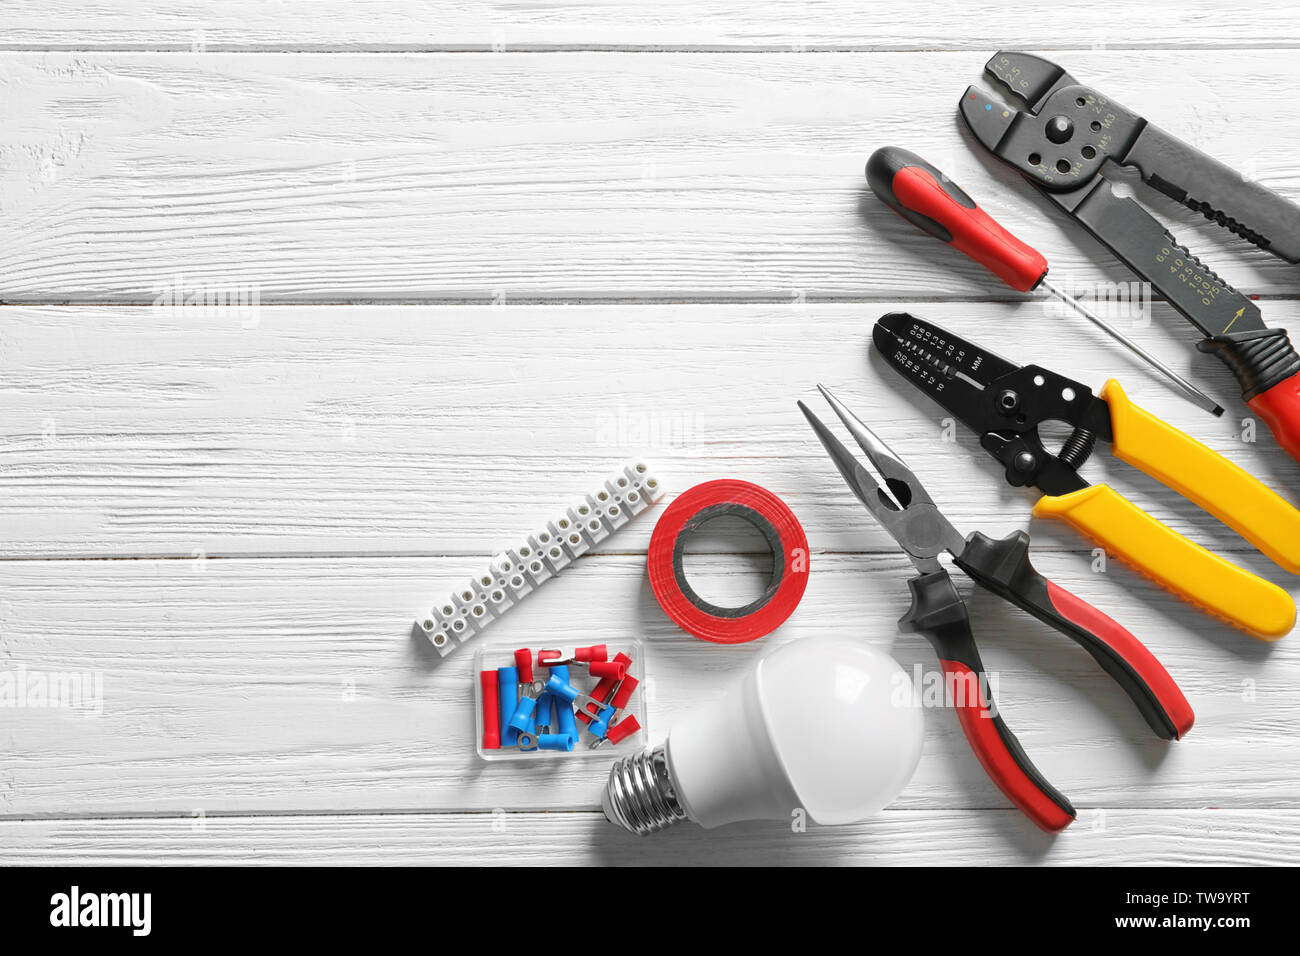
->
xmin=865 ymin=146 xmax=1224 ymax=417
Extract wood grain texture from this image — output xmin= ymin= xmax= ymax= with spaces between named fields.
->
xmin=5 ymin=303 xmax=1298 ymax=558
xmin=3 ymin=51 xmax=1300 ymax=302
xmin=0 ymin=551 xmax=1295 ymax=818
xmin=0 ymin=809 xmax=1293 ymax=866
xmin=2 ymin=2 xmax=1297 ymax=51
xmin=5 ymin=29 xmax=1300 ymax=865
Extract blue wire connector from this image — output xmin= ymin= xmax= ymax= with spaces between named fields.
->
xmin=498 ymin=666 xmax=520 ymax=746
xmin=533 ymin=692 xmax=554 ymax=733
xmin=508 ymin=695 xmax=538 ymax=736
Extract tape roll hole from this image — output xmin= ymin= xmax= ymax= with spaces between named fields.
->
xmin=678 ymin=512 xmax=778 ymax=611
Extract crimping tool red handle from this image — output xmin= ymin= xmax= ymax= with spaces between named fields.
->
xmin=1249 ymin=372 xmax=1300 ymax=464
xmin=1198 ymin=328 xmax=1300 ymax=466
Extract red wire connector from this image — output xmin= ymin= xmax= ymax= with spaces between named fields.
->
xmin=577 ymin=652 xmax=632 ymax=725
xmin=601 ymin=715 xmax=641 ymax=747
xmin=609 ymin=675 xmax=639 ymax=712
xmin=589 ymin=675 xmax=640 ymax=739
xmin=514 ymin=648 xmax=534 ymax=684
xmin=480 ymin=670 xmax=501 ymax=750
xmin=588 ymin=659 xmax=627 ymax=681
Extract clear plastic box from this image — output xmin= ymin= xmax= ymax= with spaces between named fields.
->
xmin=473 ymin=639 xmax=647 ymax=761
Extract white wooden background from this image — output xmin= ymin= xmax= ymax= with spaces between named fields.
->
xmin=3 ymin=2 xmax=1299 ymax=865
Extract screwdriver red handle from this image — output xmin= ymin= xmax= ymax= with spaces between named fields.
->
xmin=866 ymin=146 xmax=1049 ymax=293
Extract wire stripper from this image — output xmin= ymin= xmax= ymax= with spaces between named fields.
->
xmin=874 ymin=312 xmax=1299 ymax=639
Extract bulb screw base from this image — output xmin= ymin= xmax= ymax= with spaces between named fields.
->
xmin=601 ymin=745 xmax=687 ymax=835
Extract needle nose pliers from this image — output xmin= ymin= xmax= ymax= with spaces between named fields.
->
xmin=799 ymin=384 xmax=1194 ymax=832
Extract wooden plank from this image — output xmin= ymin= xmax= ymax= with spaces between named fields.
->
xmin=0 ymin=551 xmax=1295 ymax=817
xmin=0 ymin=809 xmax=1294 ymax=865
xmin=5 ymin=303 xmax=1298 ymax=558
xmin=2 ymin=51 xmax=1299 ymax=302
xmin=3 ymin=3 xmax=1298 ymax=51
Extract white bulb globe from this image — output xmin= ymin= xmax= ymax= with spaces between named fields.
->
xmin=662 ymin=636 xmax=923 ymax=829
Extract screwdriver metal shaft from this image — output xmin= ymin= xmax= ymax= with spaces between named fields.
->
xmin=1039 ymin=277 xmax=1224 ymax=417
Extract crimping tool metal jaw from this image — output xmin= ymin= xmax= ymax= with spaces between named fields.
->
xmin=961 ymin=55 xmax=1142 ymax=197
xmin=962 ymin=51 xmax=1300 ymax=259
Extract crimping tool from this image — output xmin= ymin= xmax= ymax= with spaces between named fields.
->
xmin=874 ymin=312 xmax=1300 ymax=639
xmin=800 ymin=385 xmax=1193 ymax=832
xmin=961 ymin=52 xmax=1300 ymax=461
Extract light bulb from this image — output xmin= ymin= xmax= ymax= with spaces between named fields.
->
xmin=601 ymin=636 xmax=923 ymax=834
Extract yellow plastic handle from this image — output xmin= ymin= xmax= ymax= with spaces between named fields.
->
xmin=1033 ymin=484 xmax=1295 ymax=640
xmin=1102 ymin=378 xmax=1300 ymax=574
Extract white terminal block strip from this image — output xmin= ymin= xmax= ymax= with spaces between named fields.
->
xmin=416 ymin=461 xmax=664 ymax=661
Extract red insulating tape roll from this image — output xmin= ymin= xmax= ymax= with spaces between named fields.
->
xmin=647 ymin=479 xmax=809 ymax=644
